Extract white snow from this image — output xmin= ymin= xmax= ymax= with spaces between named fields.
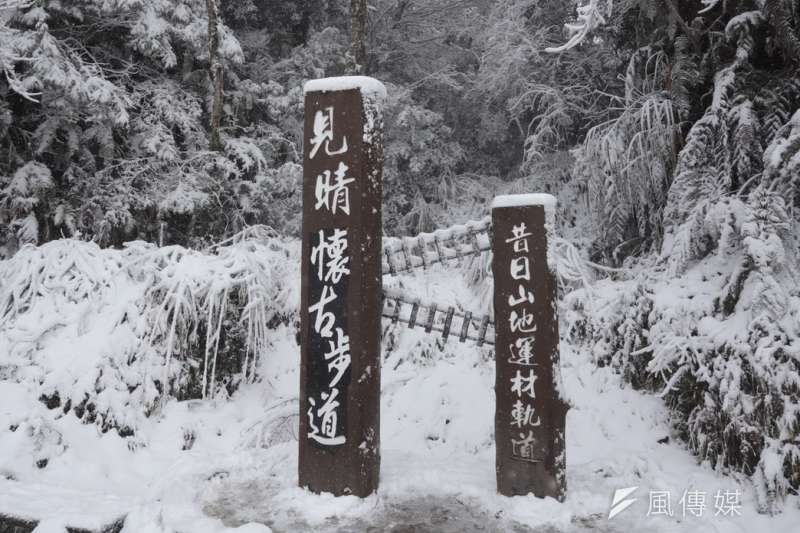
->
xmin=0 ymin=478 xmax=126 ymax=530
xmin=491 ymin=193 xmax=557 ymax=210
xmin=31 ymin=520 xmax=67 ymax=533
xmin=1 ymin=241 xmax=800 ymax=532
xmin=303 ymin=76 xmax=387 ymax=99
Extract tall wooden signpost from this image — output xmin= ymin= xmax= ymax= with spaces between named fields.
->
xmin=300 ymin=76 xmax=385 ymax=497
xmin=491 ymin=194 xmax=569 ymax=500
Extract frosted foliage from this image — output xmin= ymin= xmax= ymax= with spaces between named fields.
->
xmin=381 ymin=83 xmax=471 ymax=234
xmin=577 ymin=52 xmax=679 ymax=257
xmin=545 ymin=0 xmax=612 ymax=53
xmin=0 ymin=1 xmax=251 ymax=252
xmin=0 ymin=229 xmax=298 ymax=432
xmin=560 ymin=2 xmax=800 ymax=501
xmin=225 ymin=138 xmax=267 ymax=174
xmin=569 ymin=185 xmax=800 ymax=512
xmin=158 ymin=181 xmax=209 ymax=215
xmin=130 ymin=80 xmax=206 ymax=159
xmin=0 ymin=26 xmax=128 ymax=122
xmin=763 ymin=110 xmax=800 ymax=197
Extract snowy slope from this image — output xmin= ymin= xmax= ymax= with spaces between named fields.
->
xmin=1 ymin=251 xmax=798 ymax=532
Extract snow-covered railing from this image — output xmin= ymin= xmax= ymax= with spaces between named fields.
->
xmin=382 ymin=215 xmax=618 ymax=291
xmin=379 ymin=217 xmax=495 ymax=346
xmin=381 ymin=286 xmax=495 ymax=346
xmin=381 ymin=216 xmax=492 ymax=276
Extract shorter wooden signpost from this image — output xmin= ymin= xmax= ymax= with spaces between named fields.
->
xmin=491 ymin=194 xmax=569 ymax=500
xmin=299 ymin=76 xmax=385 ymax=497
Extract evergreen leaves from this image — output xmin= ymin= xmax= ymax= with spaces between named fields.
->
xmin=556 ymin=0 xmax=800 ymax=507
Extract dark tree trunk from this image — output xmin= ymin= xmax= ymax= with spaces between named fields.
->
xmin=351 ymin=0 xmax=367 ymax=74
xmin=206 ymin=0 xmax=224 ymax=151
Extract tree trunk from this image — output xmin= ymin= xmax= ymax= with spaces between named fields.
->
xmin=350 ymin=0 xmax=367 ymax=74
xmin=206 ymin=0 xmax=224 ymax=151
xmin=716 ymin=257 xmax=753 ymax=316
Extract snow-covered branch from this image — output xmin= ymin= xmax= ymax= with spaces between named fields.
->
xmin=545 ymin=0 xmax=611 ymax=53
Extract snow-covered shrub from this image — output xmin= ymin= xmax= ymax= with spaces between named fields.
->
xmin=0 ymin=229 xmax=298 ymax=435
xmin=552 ymin=0 xmax=800 ymax=509
xmin=567 ymin=185 xmax=800 ymax=512
xmin=565 ymin=277 xmax=655 ymax=388
xmin=577 ymin=69 xmax=680 ymax=260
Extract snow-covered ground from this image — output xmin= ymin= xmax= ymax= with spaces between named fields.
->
xmin=1 ymin=267 xmax=798 ymax=533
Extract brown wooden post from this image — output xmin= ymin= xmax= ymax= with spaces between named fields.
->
xmin=491 ymin=194 xmax=569 ymax=500
xmin=300 ymin=77 xmax=385 ymax=497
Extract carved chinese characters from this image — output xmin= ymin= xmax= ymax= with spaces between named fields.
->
xmin=503 ymin=221 xmax=546 ymax=464
xmin=309 ymin=106 xmax=349 ymax=159
xmin=300 ymin=78 xmax=384 ymax=497
xmin=306 ymin=228 xmax=351 ymax=446
xmin=492 ymin=197 xmax=569 ymax=500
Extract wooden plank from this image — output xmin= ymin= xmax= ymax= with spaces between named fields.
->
xmin=424 ymin=303 xmax=437 ymax=334
xmin=408 ymin=302 xmax=420 ymax=329
xmin=459 ymin=311 xmax=472 ymax=343
xmin=441 ymin=307 xmax=455 ymax=341
xmin=476 ymin=316 xmax=489 ymax=347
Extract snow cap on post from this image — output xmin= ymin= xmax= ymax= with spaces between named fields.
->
xmin=491 ymin=193 xmax=557 ymax=211
xmin=303 ymin=76 xmax=387 ymax=100
xmin=493 ymin=194 xmax=557 ymax=271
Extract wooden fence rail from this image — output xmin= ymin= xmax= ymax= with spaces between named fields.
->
xmin=381 ymin=286 xmax=495 ymax=346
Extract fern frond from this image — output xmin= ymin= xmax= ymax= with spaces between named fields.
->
xmin=727 ymin=98 xmax=762 ymax=187
xmin=665 ymin=200 xmax=710 ymax=275
xmin=670 ymin=36 xmax=700 ymax=120
xmin=762 ymin=110 xmax=800 ymax=200
xmin=763 ymin=0 xmax=800 ymax=64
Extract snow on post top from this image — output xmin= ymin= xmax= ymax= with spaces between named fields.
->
xmin=304 ymin=76 xmax=387 ymax=99
xmin=491 ymin=193 xmax=557 ymax=211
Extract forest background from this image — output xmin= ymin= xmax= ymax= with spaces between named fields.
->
xmin=1 ymin=0 xmax=799 ymax=515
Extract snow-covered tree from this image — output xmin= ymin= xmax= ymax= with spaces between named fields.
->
xmin=0 ymin=0 xmax=244 ymax=252
xmin=554 ymin=0 xmax=800 ymax=508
